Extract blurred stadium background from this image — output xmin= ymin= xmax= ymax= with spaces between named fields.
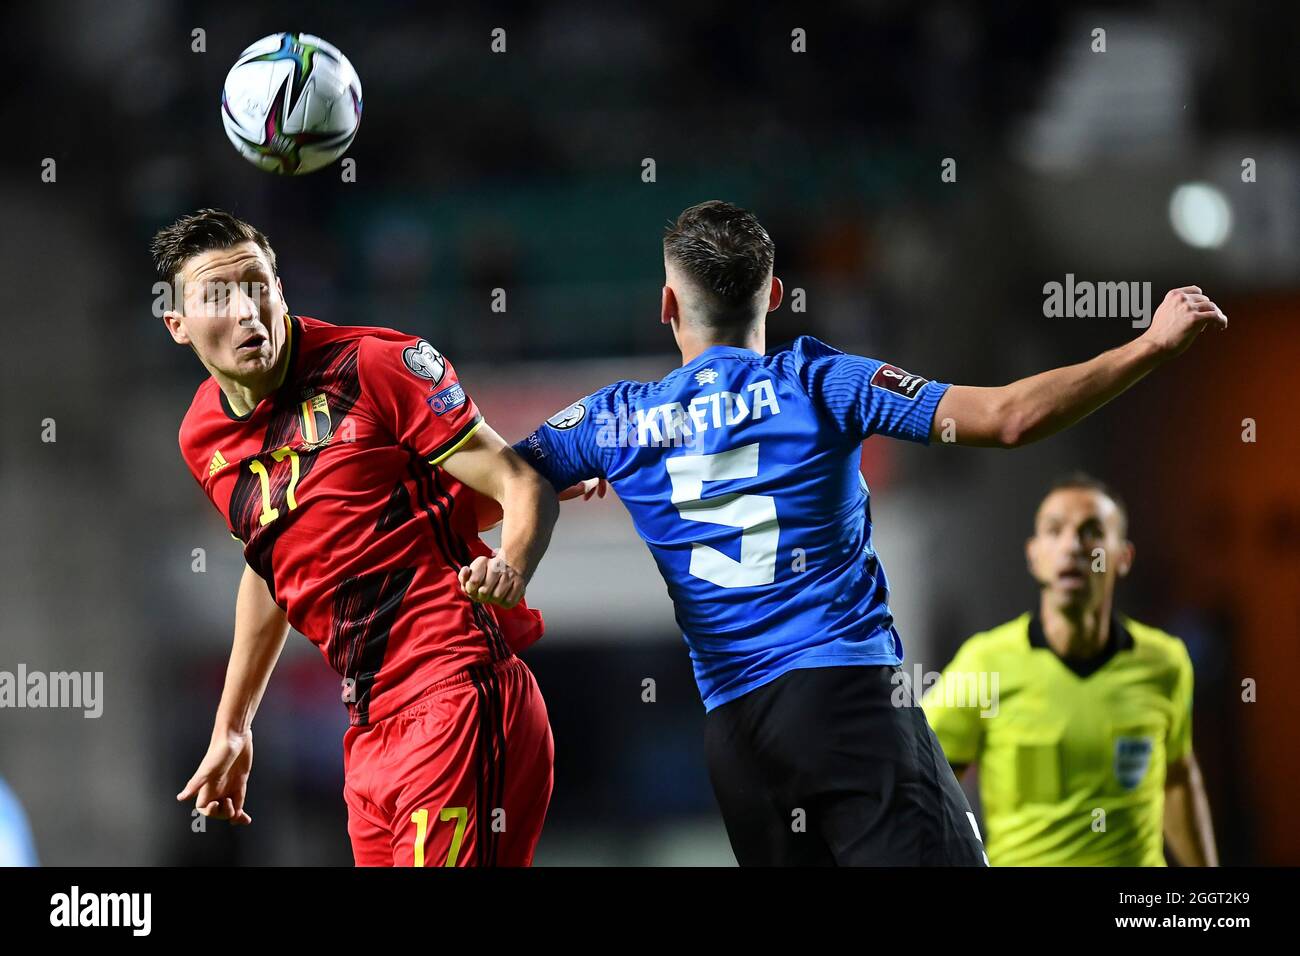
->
xmin=0 ymin=0 xmax=1297 ymax=864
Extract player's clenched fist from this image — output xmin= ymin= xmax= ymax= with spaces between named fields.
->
xmin=459 ymin=552 xmax=526 ymax=608
xmin=1143 ymin=286 xmax=1228 ymax=357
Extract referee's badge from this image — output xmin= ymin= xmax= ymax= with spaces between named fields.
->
xmin=1113 ymin=734 xmax=1154 ymax=790
xmin=299 ymin=392 xmax=334 ymax=448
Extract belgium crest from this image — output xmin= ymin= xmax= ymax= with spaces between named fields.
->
xmin=299 ymin=392 xmax=333 ymax=448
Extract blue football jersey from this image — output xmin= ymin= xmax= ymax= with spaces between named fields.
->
xmin=514 ymin=336 xmax=950 ymax=711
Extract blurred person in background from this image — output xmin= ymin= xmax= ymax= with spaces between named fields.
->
xmin=0 ymin=777 xmax=38 ymax=866
xmin=923 ymin=475 xmax=1219 ymax=866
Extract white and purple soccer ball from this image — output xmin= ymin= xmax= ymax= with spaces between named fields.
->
xmin=221 ymin=32 xmax=362 ymax=175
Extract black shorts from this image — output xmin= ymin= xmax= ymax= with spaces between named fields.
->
xmin=704 ymin=664 xmax=988 ymax=866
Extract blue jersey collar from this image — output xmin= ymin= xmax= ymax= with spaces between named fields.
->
xmin=683 ymin=344 xmax=762 ymax=368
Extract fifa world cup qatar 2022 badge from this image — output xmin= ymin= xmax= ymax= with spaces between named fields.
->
xmin=870 ymin=364 xmax=928 ymax=400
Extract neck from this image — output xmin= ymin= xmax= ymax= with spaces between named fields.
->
xmin=678 ymin=322 xmax=765 ymax=366
xmin=214 ymin=316 xmax=293 ymax=417
xmin=1038 ymin=593 xmax=1113 ymax=660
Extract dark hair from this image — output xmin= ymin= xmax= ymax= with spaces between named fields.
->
xmin=150 ymin=208 xmax=278 ymax=285
xmin=1040 ymin=472 xmax=1129 ymax=536
xmin=663 ymin=200 xmax=774 ymax=325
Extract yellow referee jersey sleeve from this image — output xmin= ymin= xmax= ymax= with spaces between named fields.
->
xmin=921 ymin=631 xmax=997 ymax=766
xmin=1164 ymin=635 xmax=1195 ymax=763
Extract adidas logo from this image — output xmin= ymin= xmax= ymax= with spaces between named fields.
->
xmin=208 ymin=450 xmax=231 ymax=477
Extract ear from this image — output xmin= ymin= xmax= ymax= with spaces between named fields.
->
xmin=162 ymin=309 xmax=189 ymax=346
xmin=1024 ymin=535 xmax=1042 ymax=584
xmin=661 ymin=284 xmax=677 ymax=326
xmin=275 ymin=275 xmax=286 ymax=309
xmin=767 ymin=275 xmax=783 ymax=313
xmin=1116 ymin=540 xmax=1136 ymax=578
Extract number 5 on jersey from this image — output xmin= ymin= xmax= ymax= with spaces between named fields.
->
xmin=667 ymin=442 xmax=779 ymax=588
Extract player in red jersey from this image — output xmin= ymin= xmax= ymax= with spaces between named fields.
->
xmin=155 ymin=209 xmax=558 ymax=866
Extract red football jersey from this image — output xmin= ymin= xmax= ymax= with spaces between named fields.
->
xmin=179 ymin=314 xmax=543 ymax=726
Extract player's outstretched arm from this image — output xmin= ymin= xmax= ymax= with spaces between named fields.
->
xmin=441 ymin=423 xmax=560 ymax=609
xmin=1163 ymin=752 xmax=1219 ymax=866
xmin=933 ymin=287 xmax=1227 ymax=448
xmin=176 ymin=563 xmax=291 ymax=825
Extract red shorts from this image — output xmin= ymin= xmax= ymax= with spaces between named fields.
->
xmin=342 ymin=655 xmax=554 ymax=866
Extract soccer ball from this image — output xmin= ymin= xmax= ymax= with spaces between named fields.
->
xmin=221 ymin=32 xmax=362 ymax=175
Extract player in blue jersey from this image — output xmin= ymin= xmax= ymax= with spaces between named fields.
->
xmin=513 ymin=201 xmax=1228 ymax=866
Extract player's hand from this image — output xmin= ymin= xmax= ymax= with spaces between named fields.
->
xmin=558 ymin=478 xmax=608 ymax=502
xmin=176 ymin=727 xmax=254 ymax=825
xmin=1142 ymin=286 xmax=1227 ymax=357
xmin=459 ymin=551 xmax=526 ymax=609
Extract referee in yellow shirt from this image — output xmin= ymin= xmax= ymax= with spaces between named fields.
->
xmin=922 ymin=474 xmax=1218 ymax=866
